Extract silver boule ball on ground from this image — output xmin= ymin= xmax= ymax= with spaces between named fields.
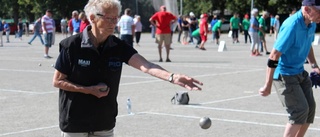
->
xmin=199 ymin=117 xmax=211 ymax=129
xmin=38 ymin=63 xmax=41 ymax=66
xmin=51 ymin=64 xmax=55 ymax=67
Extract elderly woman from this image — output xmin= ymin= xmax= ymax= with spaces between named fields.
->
xmin=53 ymin=0 xmax=203 ymax=137
xmin=249 ymin=8 xmax=261 ymax=56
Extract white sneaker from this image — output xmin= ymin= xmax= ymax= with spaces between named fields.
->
xmin=44 ymin=55 xmax=52 ymax=59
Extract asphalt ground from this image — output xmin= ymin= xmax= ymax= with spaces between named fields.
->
xmin=0 ymin=32 xmax=319 ymax=137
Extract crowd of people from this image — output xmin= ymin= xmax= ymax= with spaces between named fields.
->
xmin=174 ymin=9 xmax=283 ymax=57
xmin=0 ymin=3 xmax=283 ymax=59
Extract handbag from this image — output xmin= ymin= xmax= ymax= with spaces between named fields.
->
xmin=228 ymin=30 xmax=232 ymax=37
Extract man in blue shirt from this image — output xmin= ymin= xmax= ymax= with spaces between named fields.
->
xmin=71 ymin=10 xmax=81 ymax=35
xmin=28 ymin=18 xmax=44 ymax=45
xmin=210 ymin=15 xmax=218 ymax=42
xmin=3 ymin=21 xmax=10 ymax=43
xmin=259 ymin=0 xmax=320 ymax=136
xmin=269 ymin=14 xmax=275 ymax=36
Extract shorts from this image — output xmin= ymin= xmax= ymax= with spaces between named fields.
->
xmin=182 ymin=30 xmax=189 ymax=38
xmin=61 ymin=129 xmax=114 ymax=137
xmin=155 ymin=34 xmax=171 ymax=45
xmin=200 ymin=34 xmax=207 ymax=42
xmin=44 ymin=32 xmax=53 ymax=47
xmin=214 ymin=31 xmax=220 ymax=39
xmin=273 ymin=70 xmax=316 ymax=124
xmin=260 ymin=35 xmax=265 ymax=42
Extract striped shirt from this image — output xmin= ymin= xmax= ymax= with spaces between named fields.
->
xmin=42 ymin=15 xmax=53 ymax=33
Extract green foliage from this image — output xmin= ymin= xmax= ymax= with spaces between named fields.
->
xmin=0 ymin=0 xmax=301 ymax=26
xmin=226 ymin=0 xmax=251 ymax=15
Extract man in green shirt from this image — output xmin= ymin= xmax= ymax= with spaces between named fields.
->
xmin=259 ymin=11 xmax=270 ymax=55
xmin=242 ymin=14 xmax=251 ymax=44
xmin=212 ymin=18 xmax=225 ymax=45
xmin=230 ymin=13 xmax=241 ymax=43
xmin=191 ymin=28 xmax=201 ymax=48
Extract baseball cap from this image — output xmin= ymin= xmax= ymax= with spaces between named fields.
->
xmin=302 ymin=0 xmax=320 ymax=8
xmin=201 ymin=13 xmax=208 ymax=18
xmin=189 ymin=12 xmax=195 ymax=17
xmin=244 ymin=14 xmax=249 ymax=19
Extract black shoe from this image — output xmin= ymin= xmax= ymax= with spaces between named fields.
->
xmin=159 ymin=58 xmax=163 ymax=62
xmin=28 ymin=42 xmax=31 ymax=45
xmin=266 ymin=52 xmax=270 ymax=55
xmin=166 ymin=59 xmax=171 ymax=62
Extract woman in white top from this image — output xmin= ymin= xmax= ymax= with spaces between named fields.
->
xmin=134 ymin=15 xmax=142 ymax=46
xmin=273 ymin=15 xmax=280 ymax=40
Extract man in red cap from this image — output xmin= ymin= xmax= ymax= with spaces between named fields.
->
xmin=242 ymin=14 xmax=251 ymax=44
xmin=199 ymin=13 xmax=208 ymax=50
xmin=149 ymin=5 xmax=177 ymax=62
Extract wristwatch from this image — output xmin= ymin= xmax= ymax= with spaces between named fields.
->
xmin=311 ymin=63 xmax=319 ymax=69
xmin=168 ymin=73 xmax=174 ymax=82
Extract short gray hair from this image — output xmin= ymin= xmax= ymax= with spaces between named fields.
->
xmin=72 ymin=10 xmax=79 ymax=15
xmin=251 ymin=8 xmax=258 ymax=15
xmin=84 ymin=0 xmax=121 ymax=22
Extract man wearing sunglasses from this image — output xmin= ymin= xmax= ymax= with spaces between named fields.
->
xmin=259 ymin=0 xmax=320 ymax=136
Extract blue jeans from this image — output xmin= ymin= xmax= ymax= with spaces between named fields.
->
xmin=44 ymin=33 xmax=53 ymax=47
xmin=18 ymin=29 xmax=23 ymax=37
xmin=28 ymin=31 xmax=44 ymax=45
xmin=120 ymin=34 xmax=133 ymax=47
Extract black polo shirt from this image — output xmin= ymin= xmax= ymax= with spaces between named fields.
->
xmin=55 ymin=25 xmax=138 ymax=132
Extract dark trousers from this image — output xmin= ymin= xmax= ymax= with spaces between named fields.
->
xmin=232 ymin=29 xmax=239 ymax=39
xmin=244 ymin=30 xmax=251 ymax=43
xmin=193 ymin=36 xmax=201 ymax=45
xmin=120 ymin=34 xmax=133 ymax=47
xmin=177 ymin=30 xmax=182 ymax=42
xmin=135 ymin=32 xmax=141 ymax=43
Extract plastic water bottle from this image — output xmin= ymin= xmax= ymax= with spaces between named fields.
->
xmin=127 ymin=98 xmax=132 ymax=114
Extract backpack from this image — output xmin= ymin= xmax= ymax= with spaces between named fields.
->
xmin=171 ymin=91 xmax=189 ymax=105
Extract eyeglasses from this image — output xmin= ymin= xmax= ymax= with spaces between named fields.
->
xmin=309 ymin=6 xmax=320 ymax=14
xmin=96 ymin=13 xmax=118 ymax=24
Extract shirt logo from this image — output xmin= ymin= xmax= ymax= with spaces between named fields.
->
xmin=108 ymin=57 xmax=122 ymax=71
xmin=78 ymin=59 xmax=91 ymax=67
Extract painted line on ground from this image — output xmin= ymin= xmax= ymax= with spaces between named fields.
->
xmin=0 ymin=125 xmax=58 ymax=137
xmin=0 ymin=113 xmax=131 ymax=136
xmin=199 ymin=94 xmax=263 ymax=105
xmin=0 ymin=89 xmax=56 ymax=94
xmin=186 ymin=105 xmax=320 ymax=119
xmin=138 ymin=111 xmax=320 ymax=131
xmin=0 ymin=69 xmax=263 ymax=95
xmin=0 ymin=68 xmax=54 ymax=73
xmin=195 ymin=69 xmax=264 ymax=78
xmin=188 ymin=105 xmax=287 ymax=116
xmin=121 ymin=69 xmax=264 ymax=86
